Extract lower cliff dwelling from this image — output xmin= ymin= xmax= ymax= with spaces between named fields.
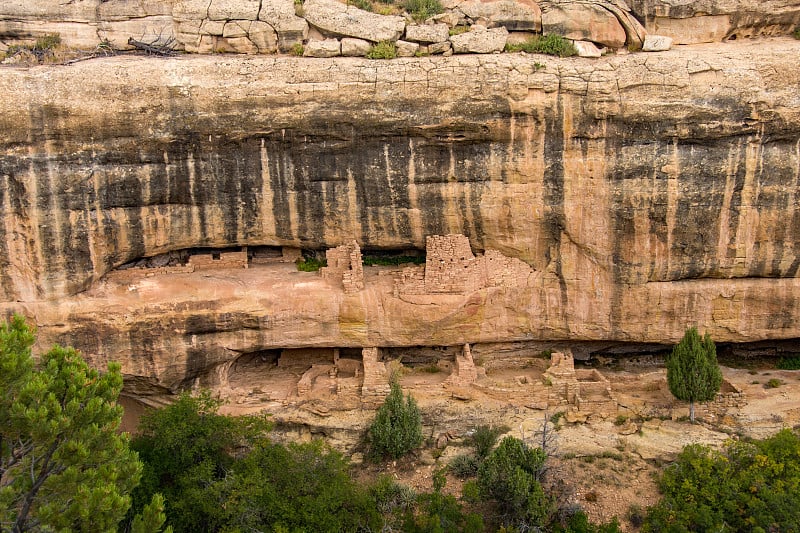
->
xmin=100 ymin=235 xmax=772 ymax=451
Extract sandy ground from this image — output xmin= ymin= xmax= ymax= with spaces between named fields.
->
xmin=120 ymin=352 xmax=800 ymax=531
xmin=344 ymin=362 xmax=800 ymax=530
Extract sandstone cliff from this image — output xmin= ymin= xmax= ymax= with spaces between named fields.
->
xmin=2 ymin=0 xmax=799 ymax=57
xmin=1 ymin=39 xmax=799 ymax=393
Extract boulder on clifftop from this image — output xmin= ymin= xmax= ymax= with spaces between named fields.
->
xmin=540 ymin=0 xmax=626 ymax=48
xmin=450 ymin=25 xmax=508 ymax=53
xmin=540 ymin=0 xmax=646 ymax=49
xmin=458 ymin=0 xmax=542 ymax=32
xmin=405 ymin=23 xmax=451 ymax=44
xmin=301 ymin=0 xmax=406 ymax=42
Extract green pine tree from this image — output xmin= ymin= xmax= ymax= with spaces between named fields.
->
xmin=666 ymin=327 xmax=723 ymax=422
xmin=368 ymin=380 xmax=423 ymax=460
xmin=0 ymin=315 xmax=143 ymax=532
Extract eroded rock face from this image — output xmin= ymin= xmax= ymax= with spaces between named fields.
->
xmin=628 ymin=0 xmax=800 ymax=44
xmin=458 ymin=0 xmax=543 ymax=31
xmin=3 ymin=0 xmax=799 ymax=58
xmin=0 ymin=40 xmax=799 ymax=393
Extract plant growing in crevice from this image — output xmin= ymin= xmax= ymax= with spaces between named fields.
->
xmin=404 ymin=0 xmax=443 ymax=21
xmin=348 ymin=0 xmax=374 ymax=11
xmin=505 ymin=34 xmax=577 ymax=57
xmin=366 ymin=40 xmax=396 ymax=59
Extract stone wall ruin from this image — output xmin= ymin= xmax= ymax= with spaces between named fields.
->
xmin=544 ymin=350 xmax=617 ymax=414
xmin=319 ymin=241 xmax=364 ymax=294
xmin=395 ymin=234 xmax=534 ymax=296
xmin=106 ymin=245 xmax=302 ymax=283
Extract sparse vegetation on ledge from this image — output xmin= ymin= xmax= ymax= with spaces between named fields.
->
xmin=505 ymin=34 xmax=578 ymax=57
xmin=296 ymin=256 xmax=326 ymax=271
xmin=362 ymin=254 xmax=425 ymax=266
xmin=403 ymin=0 xmax=444 ymax=21
xmin=777 ymin=355 xmax=800 ymax=369
xmin=366 ymin=40 xmax=397 ymax=59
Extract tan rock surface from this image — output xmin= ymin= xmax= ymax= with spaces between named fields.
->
xmin=540 ymin=0 xmax=628 ymax=48
xmin=628 ymin=0 xmax=800 ymax=43
xmin=0 ymin=39 xmax=799 ymax=401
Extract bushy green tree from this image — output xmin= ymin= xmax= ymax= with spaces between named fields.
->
xmin=368 ymin=380 xmax=423 ymax=460
xmin=0 ymin=315 xmax=142 ymax=532
xmin=644 ymin=429 xmax=800 ymax=532
xmin=666 ymin=327 xmax=722 ymax=422
xmin=213 ymin=440 xmax=381 ymax=532
xmin=131 ymin=494 xmax=173 ymax=533
xmin=477 ymin=436 xmax=553 ymax=528
xmin=128 ymin=391 xmax=271 ymax=532
xmin=130 ymin=391 xmax=380 ymax=532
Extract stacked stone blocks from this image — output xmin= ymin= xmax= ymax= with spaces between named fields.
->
xmin=320 ymin=241 xmax=364 ymax=294
xmin=396 ymin=234 xmax=534 ymax=296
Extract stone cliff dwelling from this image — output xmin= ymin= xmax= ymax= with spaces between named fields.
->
xmin=109 ymin=245 xmax=302 ymax=281
xmin=105 ymin=234 xmax=749 ymax=422
xmin=3 ymin=2 xmax=800 ymax=525
xmin=395 ymin=234 xmax=534 ymax=296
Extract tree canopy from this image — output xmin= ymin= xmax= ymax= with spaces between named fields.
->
xmin=477 ymin=436 xmax=551 ymax=528
xmin=0 ymin=315 xmax=143 ymax=532
xmin=666 ymin=327 xmax=722 ymax=421
xmin=644 ymin=429 xmax=800 ymax=532
xmin=128 ymin=391 xmax=381 ymax=532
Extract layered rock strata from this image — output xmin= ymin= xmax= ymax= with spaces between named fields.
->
xmin=1 ymin=40 xmax=800 ymax=397
xmin=3 ymin=0 xmax=798 ymax=58
xmin=629 ymin=0 xmax=800 ymax=43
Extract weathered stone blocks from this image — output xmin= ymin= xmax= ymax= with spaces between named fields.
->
xmin=449 ymin=26 xmax=508 ymax=53
xmin=301 ymin=0 xmax=406 ymax=42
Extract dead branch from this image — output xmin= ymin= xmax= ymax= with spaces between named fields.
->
xmin=127 ymin=36 xmax=176 ymax=56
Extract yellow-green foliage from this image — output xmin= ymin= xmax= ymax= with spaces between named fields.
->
xmin=505 ymin=34 xmax=577 ymax=57
xmin=404 ymin=0 xmax=443 ymax=21
xmin=349 ymin=0 xmax=373 ymax=11
xmin=367 ymin=41 xmax=397 ymax=59
xmin=644 ymin=430 xmax=800 ymax=532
